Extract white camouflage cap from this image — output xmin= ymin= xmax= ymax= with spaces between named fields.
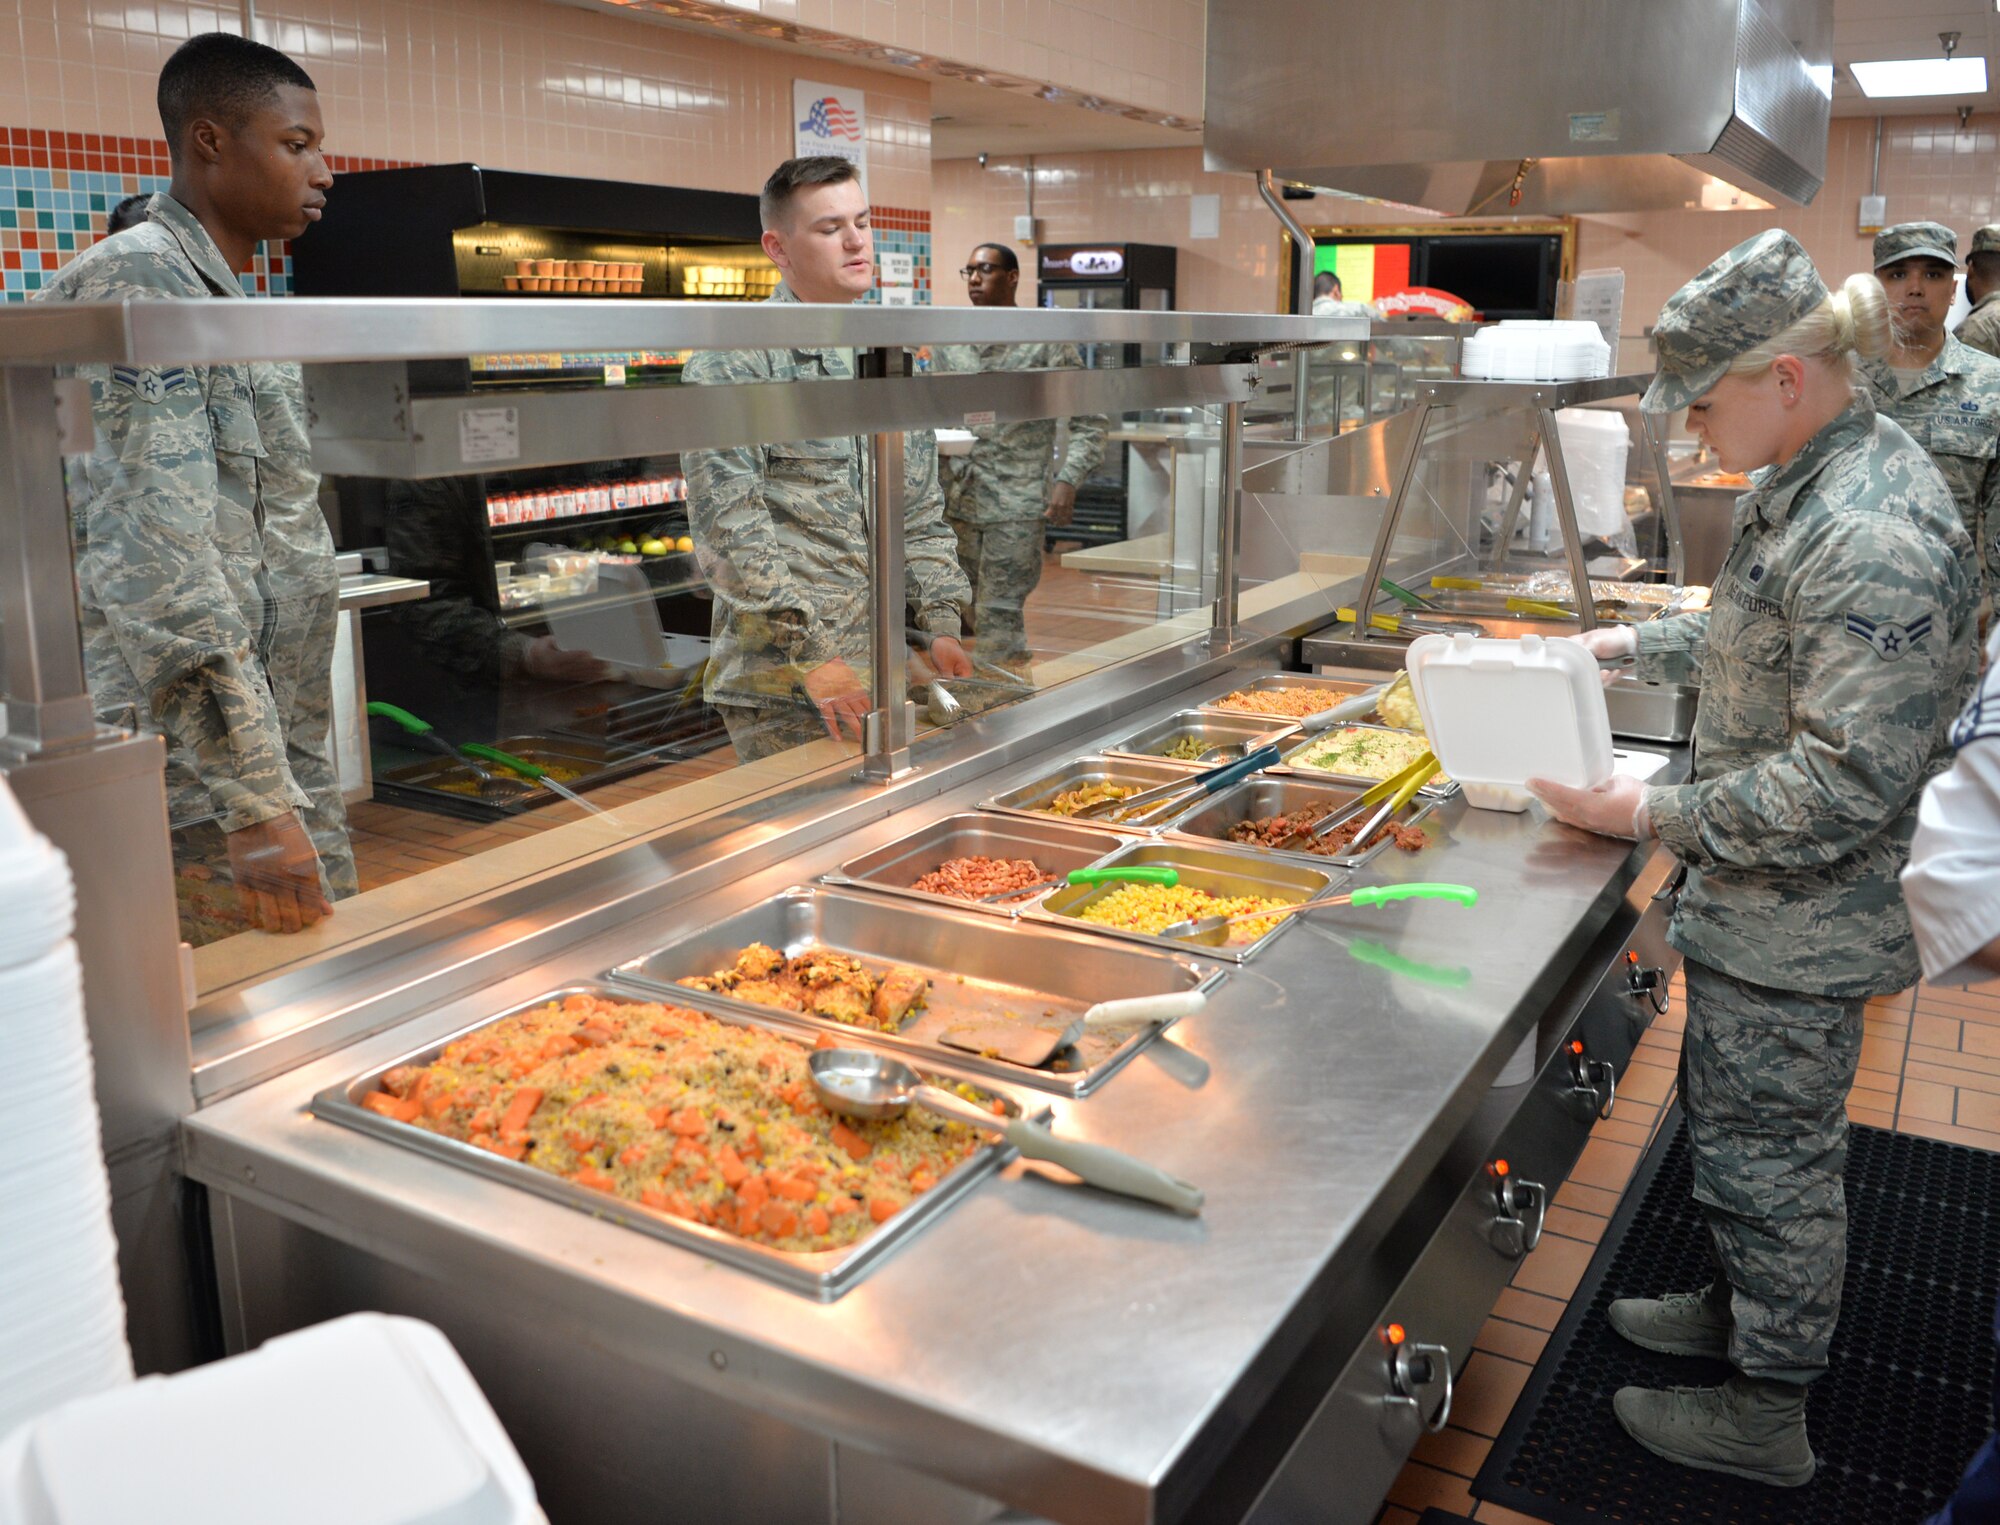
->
xmin=1642 ymin=230 xmax=1830 ymax=413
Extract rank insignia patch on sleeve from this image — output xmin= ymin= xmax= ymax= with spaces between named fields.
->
xmin=110 ymin=366 xmax=190 ymax=404
xmin=1844 ymin=611 xmax=1932 ymax=661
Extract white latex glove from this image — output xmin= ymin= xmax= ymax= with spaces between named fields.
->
xmin=1527 ymin=772 xmax=1653 ymax=841
xmin=521 ymin=634 xmax=611 ymax=683
xmin=1565 ymin=624 xmax=1638 ymax=687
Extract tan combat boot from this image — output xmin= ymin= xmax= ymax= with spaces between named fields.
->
xmin=1613 ymin=1375 xmax=1816 ymax=1487
xmin=1608 ymin=1281 xmax=1731 ymax=1358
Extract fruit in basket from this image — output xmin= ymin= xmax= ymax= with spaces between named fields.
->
xmin=617 ymin=538 xmax=639 ymax=554
xmin=640 ymin=537 xmax=669 ymax=556
xmin=676 ymin=535 xmax=694 ymax=553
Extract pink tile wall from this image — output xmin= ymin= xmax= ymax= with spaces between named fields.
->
xmin=653 ymin=0 xmax=1206 ymax=122
xmin=942 ymin=114 xmax=2000 ymax=331
xmin=1577 ymin=115 xmax=2000 ymax=339
xmin=0 ymin=0 xmax=933 ymax=209
xmin=933 ymin=145 xmax=1277 ymax=313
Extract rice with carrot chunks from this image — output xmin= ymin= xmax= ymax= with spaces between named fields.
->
xmin=360 ymin=993 xmax=989 ymax=1253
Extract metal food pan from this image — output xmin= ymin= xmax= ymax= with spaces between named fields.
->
xmin=823 ymin=812 xmax=1127 ymax=918
xmin=375 ymin=735 xmax=642 ymax=820
xmin=311 ymin=982 xmax=1039 ymax=1303
xmin=1606 ymin=679 xmax=1697 ymax=744
xmin=1101 ymin=710 xmax=1299 ymax=768
xmin=1195 ymin=673 xmax=1378 ymax=726
xmin=978 ymin=754 xmax=1201 ymax=833
xmin=608 ymin=885 xmax=1226 ymax=1097
xmin=1273 ymin=723 xmax=1459 ymax=798
xmin=912 ymin=674 xmax=1034 ymax=728
xmin=1028 ymin=840 xmax=1344 ymax=964
xmin=1161 ymin=776 xmax=1437 ymax=871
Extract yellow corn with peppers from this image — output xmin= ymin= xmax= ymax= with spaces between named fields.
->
xmin=1074 ymin=882 xmax=1294 ymax=944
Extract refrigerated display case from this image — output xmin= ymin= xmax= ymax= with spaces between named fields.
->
xmin=1035 ymin=242 xmax=1178 ymax=369
xmin=293 ymin=167 xmax=778 ymax=786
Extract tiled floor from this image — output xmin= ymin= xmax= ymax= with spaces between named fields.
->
xmin=1374 ymin=969 xmax=2000 ymax=1524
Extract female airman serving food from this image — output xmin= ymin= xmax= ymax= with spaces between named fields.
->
xmin=1528 ymin=229 xmax=1978 ymax=1488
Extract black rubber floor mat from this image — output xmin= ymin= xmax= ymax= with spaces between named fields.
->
xmin=1473 ymin=1106 xmax=2000 ymax=1524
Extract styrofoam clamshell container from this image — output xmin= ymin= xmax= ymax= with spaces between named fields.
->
xmin=1404 ymin=633 xmax=1616 ymax=813
xmin=1460 ymin=320 xmax=1610 ymax=382
xmin=0 ymin=1313 xmax=544 ymax=1524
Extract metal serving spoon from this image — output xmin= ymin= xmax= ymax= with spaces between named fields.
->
xmin=1157 ymin=881 xmax=1478 ymax=943
xmin=807 ymin=1049 xmax=1204 ymax=1216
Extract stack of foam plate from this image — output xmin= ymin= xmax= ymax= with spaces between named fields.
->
xmin=1460 ymin=319 xmax=1612 ymax=382
xmin=0 ymin=775 xmax=132 ymax=1441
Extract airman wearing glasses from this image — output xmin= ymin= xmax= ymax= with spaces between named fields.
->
xmin=932 ymin=243 xmax=1107 ymax=674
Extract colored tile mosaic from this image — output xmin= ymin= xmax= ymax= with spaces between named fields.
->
xmin=863 ymin=206 xmax=932 ymax=305
xmin=0 ymin=128 xmax=410 ymax=301
xmin=0 ymin=129 xmax=926 ymax=304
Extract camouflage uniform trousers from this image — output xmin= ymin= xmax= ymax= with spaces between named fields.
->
xmin=718 ymin=699 xmax=842 ymax=764
xmin=1676 ymin=957 xmax=1866 ymax=1383
xmin=160 ymin=589 xmax=359 ymax=917
xmin=949 ymin=514 xmax=1044 ymax=665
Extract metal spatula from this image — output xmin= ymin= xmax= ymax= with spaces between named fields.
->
xmin=938 ymin=990 xmax=1208 ymax=1068
xmin=1156 ymin=882 xmax=1478 ymax=942
xmin=975 ymin=865 xmax=1177 ymax=904
xmin=367 ymin=702 xmax=533 ymax=800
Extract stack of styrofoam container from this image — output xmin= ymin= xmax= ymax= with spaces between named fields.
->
xmin=0 ymin=775 xmax=132 ymax=1440
xmin=1460 ymin=320 xmax=1612 ymax=382
xmin=0 ymin=1314 xmax=545 ymax=1523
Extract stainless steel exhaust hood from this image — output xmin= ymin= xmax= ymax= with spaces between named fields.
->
xmin=1203 ymin=0 xmax=1832 ymax=214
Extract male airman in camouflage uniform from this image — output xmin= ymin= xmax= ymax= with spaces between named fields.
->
xmin=1533 ymin=230 xmax=1977 ymax=1486
xmin=682 ymin=158 xmax=971 ymax=762
xmin=934 ymin=242 xmax=1107 ymax=671
xmin=1860 ymin=222 xmax=2000 ymax=593
xmin=1960 ymin=224 xmax=2000 ymax=361
xmin=36 ymin=34 xmax=351 ymax=937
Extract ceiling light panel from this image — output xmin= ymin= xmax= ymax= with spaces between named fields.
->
xmin=1848 ymin=56 xmax=1989 ymax=98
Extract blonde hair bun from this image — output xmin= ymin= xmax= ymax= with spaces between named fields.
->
xmin=1829 ymin=272 xmax=1892 ymax=362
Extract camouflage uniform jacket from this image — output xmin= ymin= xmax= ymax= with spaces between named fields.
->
xmin=681 ymin=284 xmax=970 ymax=704
xmin=1635 ymin=398 xmax=1977 ymax=997
xmin=35 ymin=192 xmax=333 ymax=833
xmin=932 ymin=341 xmax=1107 ymax=524
xmin=1961 ymin=290 xmax=2000 ymax=362
xmin=1861 ymin=334 xmax=2000 ymax=586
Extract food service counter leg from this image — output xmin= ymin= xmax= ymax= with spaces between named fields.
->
xmin=208 ymin=1193 xmax=1026 ymax=1524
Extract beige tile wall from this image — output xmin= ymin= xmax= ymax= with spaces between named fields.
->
xmin=933 ymin=145 xmax=1279 ymax=312
xmin=654 ymin=0 xmax=1205 ymax=123
xmin=943 ymin=115 xmax=2000 ymax=325
xmin=1577 ymin=115 xmax=2000 ymax=338
xmin=0 ymin=0 xmax=933 ymax=209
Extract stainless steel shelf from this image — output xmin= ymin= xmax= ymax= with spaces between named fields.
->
xmin=308 ymin=359 xmax=1260 ymax=480
xmin=0 ymin=297 xmax=1374 ymax=367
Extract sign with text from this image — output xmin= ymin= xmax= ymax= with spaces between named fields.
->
xmin=880 ymin=251 xmax=914 ymax=285
xmin=1041 ymin=246 xmax=1125 ymax=278
xmin=794 ymin=80 xmax=866 ymax=187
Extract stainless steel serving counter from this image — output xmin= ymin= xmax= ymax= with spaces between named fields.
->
xmin=182 ymin=655 xmax=1686 ymax=1525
